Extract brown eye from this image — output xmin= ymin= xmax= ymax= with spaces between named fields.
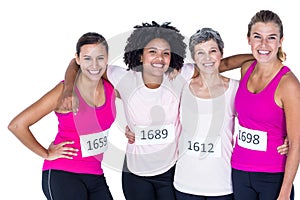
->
xmin=268 ymin=36 xmax=276 ymax=40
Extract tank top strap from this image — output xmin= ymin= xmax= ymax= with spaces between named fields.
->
xmin=267 ymin=66 xmax=290 ymax=90
xmin=241 ymin=60 xmax=257 ymax=84
xmin=102 ymin=79 xmax=114 ymax=100
xmin=74 ymin=84 xmax=84 ymax=105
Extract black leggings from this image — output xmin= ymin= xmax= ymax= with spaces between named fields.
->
xmin=122 ymin=161 xmax=176 ymax=200
xmin=42 ymin=170 xmax=113 ymax=200
xmin=175 ymin=189 xmax=234 ymax=200
xmin=232 ymin=168 xmax=294 ymax=200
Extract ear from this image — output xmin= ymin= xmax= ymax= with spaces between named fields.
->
xmin=140 ymin=55 xmax=143 ymax=63
xmin=279 ymin=36 xmax=284 ymax=47
xmin=75 ymin=53 xmax=80 ymax=65
xmin=247 ymin=36 xmax=251 ymax=45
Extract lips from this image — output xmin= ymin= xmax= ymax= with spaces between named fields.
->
xmin=258 ymin=50 xmax=270 ymax=55
xmin=202 ymin=62 xmax=214 ymax=67
xmin=152 ymin=63 xmax=164 ymax=68
xmin=88 ymin=69 xmax=102 ymax=75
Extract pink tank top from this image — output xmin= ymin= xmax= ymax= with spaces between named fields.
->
xmin=231 ymin=61 xmax=289 ymax=172
xmin=42 ymin=79 xmax=116 ymax=175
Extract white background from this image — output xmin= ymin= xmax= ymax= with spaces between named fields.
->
xmin=1 ymin=0 xmax=299 ymax=199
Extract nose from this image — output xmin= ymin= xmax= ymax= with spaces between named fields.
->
xmin=260 ymin=38 xmax=268 ymax=47
xmin=91 ymin=59 xmax=99 ymax=69
xmin=156 ymin=51 xmax=164 ymax=61
xmin=204 ymin=52 xmax=211 ymax=61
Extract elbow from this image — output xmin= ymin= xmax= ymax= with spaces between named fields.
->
xmin=8 ymin=120 xmax=17 ymax=133
xmin=8 ymin=119 xmax=22 ymax=136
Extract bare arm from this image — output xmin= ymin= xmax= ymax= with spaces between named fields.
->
xmin=219 ymin=54 xmax=254 ymax=73
xmin=59 ymin=58 xmax=80 ymax=112
xmin=8 ymin=83 xmax=77 ymax=160
xmin=277 ymin=73 xmax=300 ymax=200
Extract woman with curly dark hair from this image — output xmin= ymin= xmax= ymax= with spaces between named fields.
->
xmin=108 ymin=21 xmax=193 ymax=200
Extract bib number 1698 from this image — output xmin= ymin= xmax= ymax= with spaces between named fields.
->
xmin=237 ymin=124 xmax=267 ymax=151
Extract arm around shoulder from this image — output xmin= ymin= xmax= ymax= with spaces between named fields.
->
xmin=220 ymin=54 xmax=254 ymax=73
xmin=58 ymin=58 xmax=80 ymax=112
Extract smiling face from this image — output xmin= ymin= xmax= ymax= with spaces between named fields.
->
xmin=140 ymin=38 xmax=171 ymax=82
xmin=193 ymin=39 xmax=222 ymax=74
xmin=248 ymin=22 xmax=283 ymax=63
xmin=75 ymin=43 xmax=108 ymax=81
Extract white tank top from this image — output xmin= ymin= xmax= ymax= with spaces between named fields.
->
xmin=174 ymin=79 xmax=239 ymax=196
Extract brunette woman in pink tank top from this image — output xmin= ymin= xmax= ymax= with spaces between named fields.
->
xmin=230 ymin=10 xmax=300 ymax=200
xmin=8 ymin=32 xmax=116 ymax=200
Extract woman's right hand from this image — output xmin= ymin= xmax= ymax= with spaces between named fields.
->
xmin=46 ymin=141 xmax=78 ymax=160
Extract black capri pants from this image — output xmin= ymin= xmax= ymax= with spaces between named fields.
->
xmin=42 ymin=169 xmax=113 ymax=200
xmin=232 ymin=168 xmax=294 ymax=200
xmin=122 ymin=159 xmax=176 ymax=200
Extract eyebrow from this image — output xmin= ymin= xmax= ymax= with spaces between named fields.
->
xmin=82 ymin=54 xmax=105 ymax=57
xmin=145 ymin=47 xmax=171 ymax=51
xmin=253 ymin=32 xmax=278 ymax=37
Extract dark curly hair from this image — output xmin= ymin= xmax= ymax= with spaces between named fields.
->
xmin=123 ymin=21 xmax=186 ymax=72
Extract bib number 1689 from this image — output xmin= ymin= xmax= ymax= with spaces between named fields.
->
xmin=140 ymin=129 xmax=168 ymax=140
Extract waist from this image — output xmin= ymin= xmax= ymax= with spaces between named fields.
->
xmin=42 ymin=156 xmax=103 ymax=175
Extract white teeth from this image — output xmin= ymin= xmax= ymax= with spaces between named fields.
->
xmin=258 ymin=50 xmax=270 ymax=55
xmin=88 ymin=70 xmax=100 ymax=74
xmin=152 ymin=63 xmax=164 ymax=68
xmin=203 ymin=63 xmax=214 ymax=67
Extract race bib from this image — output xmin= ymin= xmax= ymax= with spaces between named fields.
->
xmin=237 ymin=124 xmax=267 ymax=151
xmin=134 ymin=124 xmax=175 ymax=145
xmin=80 ymin=130 xmax=109 ymax=157
xmin=186 ymin=136 xmax=222 ymax=158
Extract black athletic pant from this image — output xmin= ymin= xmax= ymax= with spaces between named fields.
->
xmin=232 ymin=168 xmax=294 ymax=200
xmin=122 ymin=160 xmax=176 ymax=200
xmin=42 ymin=169 xmax=113 ymax=200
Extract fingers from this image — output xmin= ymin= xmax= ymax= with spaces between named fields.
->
xmin=125 ymin=126 xmax=135 ymax=144
xmin=277 ymin=143 xmax=289 ymax=155
xmin=168 ymin=69 xmax=179 ymax=80
xmin=59 ymin=96 xmax=72 ymax=111
xmin=55 ymin=140 xmax=75 ymax=147
xmin=284 ymin=137 xmax=289 ymax=145
xmin=58 ymin=94 xmax=79 ymax=114
xmin=125 ymin=133 xmax=135 ymax=144
xmin=47 ymin=141 xmax=79 ymax=160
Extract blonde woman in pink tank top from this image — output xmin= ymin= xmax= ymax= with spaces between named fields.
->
xmin=231 ymin=10 xmax=300 ymax=200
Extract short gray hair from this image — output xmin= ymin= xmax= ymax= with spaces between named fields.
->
xmin=189 ymin=28 xmax=224 ymax=59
